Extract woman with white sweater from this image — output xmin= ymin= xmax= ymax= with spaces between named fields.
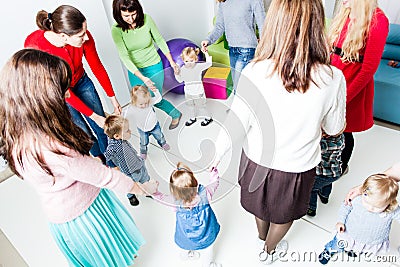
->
xmin=213 ymin=0 xmax=346 ymax=264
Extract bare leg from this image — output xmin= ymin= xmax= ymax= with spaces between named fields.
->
xmin=264 ymin=221 xmax=293 ymax=253
xmin=255 ymin=216 xmax=270 ymax=241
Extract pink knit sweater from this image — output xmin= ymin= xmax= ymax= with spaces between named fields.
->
xmin=14 ymin=145 xmax=135 ymax=224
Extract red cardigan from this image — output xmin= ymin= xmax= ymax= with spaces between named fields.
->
xmin=24 ymin=30 xmax=115 ymax=116
xmin=330 ymin=8 xmax=389 ymax=133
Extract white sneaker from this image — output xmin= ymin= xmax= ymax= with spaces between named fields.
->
xmin=180 ymin=250 xmax=200 ymax=261
xmin=259 ymin=240 xmax=288 ymax=265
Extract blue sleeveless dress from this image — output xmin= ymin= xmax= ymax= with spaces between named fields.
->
xmin=174 ymin=185 xmax=220 ymax=250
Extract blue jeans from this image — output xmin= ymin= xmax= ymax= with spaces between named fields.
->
xmin=128 ymin=61 xmax=181 ymax=119
xmin=309 ymin=174 xmax=340 ymax=211
xmin=127 ymin=166 xmax=150 ymax=199
xmin=229 ymin=47 xmax=256 ymax=93
xmin=67 ymin=73 xmax=113 ymax=166
xmin=137 ymin=122 xmax=166 ymax=154
xmin=325 ymin=235 xmax=345 ymax=253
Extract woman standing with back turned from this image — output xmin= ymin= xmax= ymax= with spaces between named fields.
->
xmin=0 ymin=49 xmax=158 ymax=266
xmin=328 ymin=0 xmax=389 ymax=174
xmin=213 ymin=0 xmax=346 ymax=264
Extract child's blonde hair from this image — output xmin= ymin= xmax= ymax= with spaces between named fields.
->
xmin=180 ymin=47 xmax=200 ymax=61
xmin=169 ymin=162 xmax=198 ymax=204
xmin=328 ymin=0 xmax=378 ymax=63
xmin=131 ymin=85 xmax=151 ymax=106
xmin=362 ymin=173 xmax=399 ymax=212
xmin=104 ymin=115 xmax=127 ymax=138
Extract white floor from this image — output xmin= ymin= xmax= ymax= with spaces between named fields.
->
xmin=1 ymin=92 xmax=400 ymax=267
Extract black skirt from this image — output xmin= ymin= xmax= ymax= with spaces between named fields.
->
xmin=238 ymin=150 xmax=315 ymax=224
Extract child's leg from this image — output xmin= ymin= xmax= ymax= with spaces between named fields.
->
xmin=317 ymin=175 xmax=340 ymax=203
xmin=195 ymin=94 xmax=213 ymax=126
xmin=137 ymin=128 xmax=149 ymax=155
xmin=177 ymin=247 xmax=200 ymax=261
xmin=149 ymin=122 xmax=168 ymax=148
xmin=201 ymin=243 xmax=215 ymax=267
xmin=185 ymin=94 xmax=197 ymax=126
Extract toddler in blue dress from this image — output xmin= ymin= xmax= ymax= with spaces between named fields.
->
xmin=153 ymin=162 xmax=222 ymax=267
xmin=319 ymin=173 xmax=400 ymax=264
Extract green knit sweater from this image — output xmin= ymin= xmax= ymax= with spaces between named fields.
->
xmin=111 ymin=14 xmax=170 ymax=73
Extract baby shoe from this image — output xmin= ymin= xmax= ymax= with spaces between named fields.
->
xmin=180 ymin=250 xmax=200 ymax=261
xmin=307 ymin=208 xmax=316 ymax=217
xmin=162 ymin=143 xmax=170 ymax=151
xmin=201 ymin=117 xmax=213 ymax=126
xmin=185 ymin=118 xmax=197 ymax=126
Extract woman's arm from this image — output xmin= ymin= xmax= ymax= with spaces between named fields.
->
xmin=253 ymin=0 xmax=266 ymax=37
xmin=346 ymin=12 xmax=389 ymax=103
xmin=83 ymin=31 xmax=121 ymax=114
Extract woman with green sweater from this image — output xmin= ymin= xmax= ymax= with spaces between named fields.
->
xmin=111 ymin=0 xmax=182 ymax=129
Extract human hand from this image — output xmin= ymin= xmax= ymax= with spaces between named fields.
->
xmin=208 ymin=159 xmax=220 ymax=172
xmin=201 ymin=40 xmax=209 ymax=53
xmin=336 ymin=222 xmax=345 ymax=233
xmin=143 ymin=77 xmax=156 ymax=90
xmin=344 ymin=185 xmax=362 ymax=206
xmin=141 ymin=180 xmax=159 ymax=195
xmin=170 ymin=61 xmax=180 ymax=75
xmin=388 ymin=60 xmax=400 ymax=68
xmin=89 ymin=113 xmax=106 ymax=128
xmin=110 ymin=96 xmax=122 ymax=115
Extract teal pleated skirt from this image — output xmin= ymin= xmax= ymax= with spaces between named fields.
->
xmin=49 ymin=189 xmax=145 ymax=267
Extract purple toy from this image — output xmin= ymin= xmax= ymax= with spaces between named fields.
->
xmin=158 ymin=38 xmax=205 ymax=94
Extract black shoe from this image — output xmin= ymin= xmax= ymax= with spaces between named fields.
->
xmin=345 ymin=250 xmax=357 ymax=258
xmin=128 ymin=194 xmax=140 ymax=206
xmin=307 ymin=208 xmax=316 ymax=217
xmin=318 ymin=192 xmax=329 ymax=204
xmin=201 ymin=117 xmax=213 ymax=126
xmin=319 ymin=249 xmax=333 ymax=265
xmin=185 ymin=118 xmax=197 ymax=126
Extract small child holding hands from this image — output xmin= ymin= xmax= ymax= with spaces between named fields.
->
xmin=175 ymin=47 xmax=213 ymax=127
xmin=153 ymin=162 xmax=222 ymax=267
xmin=307 ymin=132 xmax=345 ymax=217
xmin=104 ymin=115 xmax=150 ymax=206
xmin=129 ymin=85 xmax=170 ymax=159
xmin=319 ymin=174 xmax=400 ymax=264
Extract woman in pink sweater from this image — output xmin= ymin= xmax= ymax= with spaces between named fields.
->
xmin=0 ymin=49 xmax=158 ymax=266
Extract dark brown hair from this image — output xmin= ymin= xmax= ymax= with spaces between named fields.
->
xmin=0 ymin=49 xmax=92 ymax=177
xmin=36 ymin=5 xmax=86 ymax=35
xmin=113 ymin=0 xmax=145 ymax=32
xmin=254 ymin=0 xmax=330 ymax=93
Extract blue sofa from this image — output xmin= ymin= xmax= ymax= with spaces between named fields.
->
xmin=373 ymin=23 xmax=400 ymax=125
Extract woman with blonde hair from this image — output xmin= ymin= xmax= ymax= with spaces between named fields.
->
xmin=0 ymin=49 xmax=158 ymax=266
xmin=213 ymin=0 xmax=346 ymax=264
xmin=327 ymin=0 xmax=389 ymax=176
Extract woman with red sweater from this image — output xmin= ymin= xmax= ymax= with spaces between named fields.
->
xmin=327 ymin=0 xmax=388 ymax=179
xmin=25 ymin=5 xmax=122 ymax=164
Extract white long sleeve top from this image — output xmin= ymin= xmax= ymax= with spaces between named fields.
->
xmin=215 ymin=59 xmax=346 ymax=172
xmin=125 ymin=90 xmax=162 ymax=132
xmin=175 ymin=54 xmax=212 ymax=95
